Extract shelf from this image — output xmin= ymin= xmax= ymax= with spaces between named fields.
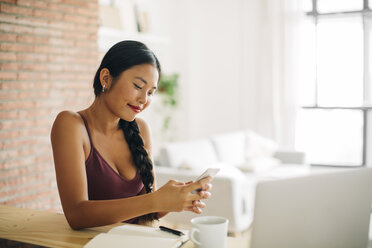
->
xmin=98 ymin=27 xmax=170 ymax=52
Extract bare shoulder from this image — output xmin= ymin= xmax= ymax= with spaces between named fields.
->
xmin=136 ymin=117 xmax=150 ymax=135
xmin=54 ymin=110 xmax=82 ymax=123
xmin=51 ymin=111 xmax=85 ymax=140
xmin=135 ymin=118 xmax=152 ymax=150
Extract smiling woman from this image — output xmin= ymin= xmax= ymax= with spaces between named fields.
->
xmin=50 ymin=40 xmax=212 ymax=229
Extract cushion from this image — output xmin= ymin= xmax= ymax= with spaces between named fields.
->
xmin=158 ymin=139 xmax=219 ymax=169
xmin=210 ymin=131 xmax=246 ymax=166
xmin=237 ymin=157 xmax=281 ymax=173
xmin=245 ymin=131 xmax=278 ymax=159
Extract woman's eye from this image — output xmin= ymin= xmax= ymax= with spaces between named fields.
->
xmin=133 ymin=83 xmax=142 ymax=90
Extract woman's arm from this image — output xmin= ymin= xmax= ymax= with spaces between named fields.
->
xmin=51 ymin=112 xmax=157 ymax=229
xmin=51 ymin=112 xmax=209 ymax=229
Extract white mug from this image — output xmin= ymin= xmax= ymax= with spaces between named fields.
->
xmin=190 ymin=216 xmax=229 ymax=248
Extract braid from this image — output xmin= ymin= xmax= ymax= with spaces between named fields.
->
xmin=118 ymin=118 xmax=158 ymax=222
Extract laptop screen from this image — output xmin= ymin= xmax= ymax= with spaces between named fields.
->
xmin=250 ymin=168 xmax=372 ymax=248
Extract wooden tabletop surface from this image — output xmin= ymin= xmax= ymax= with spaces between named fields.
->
xmin=0 ymin=205 xmax=249 ymax=248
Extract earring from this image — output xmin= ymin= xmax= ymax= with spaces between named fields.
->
xmin=102 ymin=85 xmax=105 ymax=93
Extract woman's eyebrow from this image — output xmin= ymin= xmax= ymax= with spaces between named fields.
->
xmin=135 ymin=76 xmax=157 ymax=89
xmin=135 ymin=76 xmax=147 ymax=84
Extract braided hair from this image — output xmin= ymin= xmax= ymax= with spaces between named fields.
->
xmin=118 ymin=119 xmax=158 ymax=222
xmin=93 ymin=40 xmax=161 ymax=222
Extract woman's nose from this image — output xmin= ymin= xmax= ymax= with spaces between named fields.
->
xmin=138 ymin=92 xmax=148 ymax=104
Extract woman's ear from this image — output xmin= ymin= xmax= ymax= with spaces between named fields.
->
xmin=99 ymin=68 xmax=112 ymax=90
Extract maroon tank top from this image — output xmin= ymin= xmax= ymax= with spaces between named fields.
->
xmin=80 ymin=114 xmax=144 ymax=224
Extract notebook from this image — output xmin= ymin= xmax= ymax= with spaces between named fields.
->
xmin=250 ymin=168 xmax=372 ymax=248
xmin=84 ymin=224 xmax=189 ymax=248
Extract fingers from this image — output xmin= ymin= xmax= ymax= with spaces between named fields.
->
xmin=185 ymin=206 xmax=202 ymax=214
xmin=189 ymin=200 xmax=206 ymax=214
xmin=200 ymin=183 xmax=212 ymax=191
xmin=184 ymin=205 xmax=203 ymax=214
xmin=193 ymin=200 xmax=206 ymax=209
xmin=192 ymin=206 xmax=202 ymax=214
xmin=169 ymin=180 xmax=194 ymax=186
xmin=174 ymin=182 xmax=186 ymax=186
xmin=168 ymin=179 xmax=183 ymax=185
xmin=199 ymin=191 xmax=211 ymax=199
xmin=185 ymin=176 xmax=212 ymax=192
xmin=184 ymin=199 xmax=207 ymax=214
xmin=188 ymin=191 xmax=211 ymax=203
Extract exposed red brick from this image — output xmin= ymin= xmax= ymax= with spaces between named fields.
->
xmin=0 ymin=62 xmax=18 ymax=70
xmin=15 ymin=0 xmax=43 ymax=7
xmin=0 ymin=0 xmax=16 ymax=4
xmin=0 ymin=138 xmax=47 ymax=150
xmin=60 ymin=0 xmax=88 ymax=7
xmin=16 ymin=52 xmax=48 ymax=62
xmin=0 ymin=42 xmax=34 ymax=53
xmin=0 ymin=71 xmax=17 ymax=80
xmin=0 ymin=0 xmax=98 ymax=211
xmin=0 ymin=111 xmax=18 ymax=119
xmin=0 ymin=13 xmax=16 ymax=23
xmin=0 ymin=51 xmax=16 ymax=60
xmin=14 ymin=16 xmax=49 ymax=28
xmin=0 ymin=3 xmax=33 ymax=16
xmin=33 ymin=9 xmax=63 ymax=20
xmin=0 ymin=32 xmax=16 ymax=42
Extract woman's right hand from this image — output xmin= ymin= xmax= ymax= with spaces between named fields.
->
xmin=153 ymin=177 xmax=212 ymax=213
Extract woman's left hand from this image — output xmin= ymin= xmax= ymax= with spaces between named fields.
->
xmin=184 ymin=181 xmax=212 ymax=214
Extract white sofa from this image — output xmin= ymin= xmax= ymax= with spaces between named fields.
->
xmin=155 ymin=130 xmax=307 ymax=232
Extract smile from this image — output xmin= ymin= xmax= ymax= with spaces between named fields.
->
xmin=128 ymin=104 xmax=141 ymax=113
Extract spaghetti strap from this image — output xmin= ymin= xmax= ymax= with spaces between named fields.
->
xmin=78 ymin=113 xmax=93 ymax=145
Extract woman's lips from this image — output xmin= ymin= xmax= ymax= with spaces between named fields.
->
xmin=128 ymin=104 xmax=141 ymax=113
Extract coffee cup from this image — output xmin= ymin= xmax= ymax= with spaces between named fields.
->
xmin=190 ymin=216 xmax=229 ymax=248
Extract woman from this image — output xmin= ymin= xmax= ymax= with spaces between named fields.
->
xmin=51 ymin=40 xmax=212 ymax=230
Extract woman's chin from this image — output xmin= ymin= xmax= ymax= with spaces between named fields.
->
xmin=119 ymin=114 xmax=136 ymax=122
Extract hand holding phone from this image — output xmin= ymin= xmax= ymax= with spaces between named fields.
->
xmin=192 ymin=168 xmax=220 ymax=193
xmin=195 ymin=168 xmax=220 ymax=181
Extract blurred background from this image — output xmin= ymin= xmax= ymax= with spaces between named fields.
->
xmin=0 ymin=0 xmax=371 ymax=211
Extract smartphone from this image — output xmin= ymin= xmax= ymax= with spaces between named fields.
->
xmin=192 ymin=168 xmax=220 ymax=193
xmin=195 ymin=168 xmax=220 ymax=181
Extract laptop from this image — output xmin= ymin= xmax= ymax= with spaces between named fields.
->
xmin=250 ymin=168 xmax=372 ymax=248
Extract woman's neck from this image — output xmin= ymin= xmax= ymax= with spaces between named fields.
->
xmin=85 ymin=97 xmax=120 ymax=135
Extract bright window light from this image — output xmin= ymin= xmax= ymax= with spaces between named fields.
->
xmin=295 ymin=109 xmax=363 ymax=166
xmin=368 ymin=16 xmax=372 ymax=106
xmin=317 ymin=16 xmax=363 ymax=107
xmin=298 ymin=17 xmax=316 ymax=106
xmin=318 ymin=0 xmax=363 ymax=13
xmin=301 ymin=0 xmax=312 ymax=12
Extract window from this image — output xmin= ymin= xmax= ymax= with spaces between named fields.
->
xmin=296 ymin=0 xmax=372 ymax=166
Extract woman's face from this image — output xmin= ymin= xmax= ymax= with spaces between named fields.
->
xmin=103 ymin=64 xmax=159 ymax=121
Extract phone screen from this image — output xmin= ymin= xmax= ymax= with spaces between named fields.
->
xmin=196 ymin=168 xmax=220 ymax=181
xmin=192 ymin=168 xmax=220 ymax=193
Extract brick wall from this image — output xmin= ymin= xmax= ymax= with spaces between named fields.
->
xmin=0 ymin=0 xmax=99 ymax=211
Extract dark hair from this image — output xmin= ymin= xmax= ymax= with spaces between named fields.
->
xmin=93 ymin=40 xmax=161 ymax=222
xmin=93 ymin=40 xmax=161 ymax=96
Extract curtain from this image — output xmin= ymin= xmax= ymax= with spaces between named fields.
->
xmin=240 ymin=0 xmax=302 ymax=148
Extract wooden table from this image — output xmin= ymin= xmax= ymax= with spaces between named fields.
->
xmin=0 ymin=205 xmax=249 ymax=248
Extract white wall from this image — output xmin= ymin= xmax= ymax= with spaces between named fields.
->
xmin=168 ymin=0 xmax=244 ymax=140
xmin=163 ymin=0 xmax=298 ymax=147
xmin=107 ymin=0 xmax=299 ymax=157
